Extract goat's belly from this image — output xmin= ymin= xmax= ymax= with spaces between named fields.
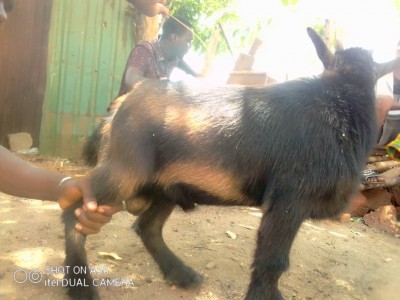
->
xmin=172 ymin=183 xmax=255 ymax=208
xmin=156 ymin=162 xmax=253 ymax=205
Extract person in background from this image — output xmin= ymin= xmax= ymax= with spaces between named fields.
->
xmin=0 ymin=0 xmax=170 ymax=234
xmin=375 ymin=40 xmax=400 ymax=146
xmin=118 ymin=14 xmax=199 ymax=96
xmin=362 ymin=41 xmax=400 ymax=184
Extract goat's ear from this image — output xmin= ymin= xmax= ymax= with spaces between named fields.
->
xmin=307 ymin=27 xmax=334 ymax=69
xmin=375 ymin=57 xmax=400 ymax=79
xmin=335 ymin=39 xmax=344 ymax=52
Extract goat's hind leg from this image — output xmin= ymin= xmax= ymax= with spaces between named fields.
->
xmin=133 ymin=191 xmax=203 ymax=288
xmin=62 ymin=201 xmax=99 ymax=300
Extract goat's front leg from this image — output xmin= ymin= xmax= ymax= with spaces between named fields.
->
xmin=133 ymin=196 xmax=203 ymax=288
xmin=245 ymin=199 xmax=305 ymax=300
xmin=62 ymin=201 xmax=99 ymax=300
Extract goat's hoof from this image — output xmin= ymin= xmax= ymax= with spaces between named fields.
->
xmin=271 ymin=290 xmax=283 ymax=300
xmin=245 ymin=287 xmax=283 ymax=300
xmin=165 ymin=266 xmax=203 ymax=288
xmin=66 ymin=285 xmax=100 ymax=300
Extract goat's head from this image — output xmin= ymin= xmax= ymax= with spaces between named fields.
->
xmin=307 ymin=27 xmax=400 ymax=85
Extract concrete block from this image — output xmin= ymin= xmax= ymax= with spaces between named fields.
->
xmin=7 ymin=132 xmax=33 ymax=152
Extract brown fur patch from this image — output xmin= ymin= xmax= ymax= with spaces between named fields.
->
xmin=127 ymin=81 xmax=214 ymax=135
xmin=165 ymin=106 xmax=211 ymax=135
xmin=156 ymin=163 xmax=251 ymax=204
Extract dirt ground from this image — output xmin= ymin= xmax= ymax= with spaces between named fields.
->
xmin=0 ymin=155 xmax=399 ymax=300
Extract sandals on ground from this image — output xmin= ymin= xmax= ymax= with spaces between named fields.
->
xmin=361 ymin=169 xmax=385 ymax=184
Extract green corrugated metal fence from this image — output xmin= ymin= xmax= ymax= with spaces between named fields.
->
xmin=40 ymin=0 xmax=135 ymax=158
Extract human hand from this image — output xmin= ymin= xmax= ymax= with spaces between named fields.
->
xmin=74 ymin=202 xmax=122 ymax=235
xmin=58 ymin=177 xmax=122 ymax=235
xmin=128 ymin=0 xmax=169 ymax=17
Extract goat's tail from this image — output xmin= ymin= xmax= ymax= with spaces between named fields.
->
xmin=82 ymin=126 xmax=102 ymax=167
xmin=82 ymin=95 xmax=127 ymax=167
xmin=61 ymin=201 xmax=100 ymax=300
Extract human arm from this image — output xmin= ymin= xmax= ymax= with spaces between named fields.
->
xmin=0 ymin=145 xmax=65 ymax=199
xmin=0 ymin=145 xmax=121 ymax=234
xmin=127 ymin=0 xmax=169 ymax=17
xmin=177 ymin=60 xmax=199 ymax=77
xmin=124 ymin=66 xmax=147 ymax=91
xmin=121 ymin=44 xmax=155 ymax=94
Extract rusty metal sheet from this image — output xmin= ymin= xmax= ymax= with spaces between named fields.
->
xmin=0 ymin=0 xmax=52 ymax=148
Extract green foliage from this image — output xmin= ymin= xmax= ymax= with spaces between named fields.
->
xmin=395 ymin=0 xmax=400 ymax=12
xmin=166 ymin=0 xmax=317 ymax=54
xmin=168 ymin=0 xmax=238 ymax=53
xmin=168 ymin=0 xmax=275 ymax=55
xmin=280 ymin=0 xmax=298 ymax=5
xmin=166 ymin=0 xmax=302 ymax=54
xmin=218 ymin=17 xmax=272 ymax=55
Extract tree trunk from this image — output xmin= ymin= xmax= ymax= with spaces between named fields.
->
xmin=201 ymin=27 xmax=221 ymax=77
xmin=125 ymin=4 xmax=161 ymax=44
xmin=135 ymin=15 xmax=161 ymax=42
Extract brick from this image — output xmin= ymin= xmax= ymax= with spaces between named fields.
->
xmin=363 ymin=189 xmax=392 ymax=210
xmin=363 ymin=205 xmax=399 ymax=235
xmin=345 ymin=192 xmax=369 ymax=217
xmin=392 ymin=193 xmax=400 ymax=206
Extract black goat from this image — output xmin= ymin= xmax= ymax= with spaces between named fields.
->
xmin=62 ymin=28 xmax=400 ymax=300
